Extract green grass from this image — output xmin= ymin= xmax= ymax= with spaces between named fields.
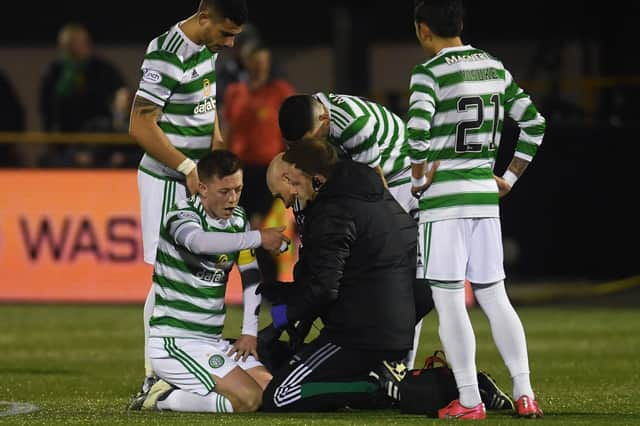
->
xmin=1 ymin=304 xmax=639 ymax=425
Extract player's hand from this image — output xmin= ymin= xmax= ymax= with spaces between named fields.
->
xmin=260 ymin=226 xmax=290 ymax=253
xmin=228 ymin=334 xmax=259 ymax=362
xmin=494 ymin=175 xmax=512 ymax=198
xmin=185 ymin=168 xmax=200 ymax=197
xmin=381 ymin=175 xmax=389 ymax=189
xmin=411 ymin=160 xmax=440 ymax=199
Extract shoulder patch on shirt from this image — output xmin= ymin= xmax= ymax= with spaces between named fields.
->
xmin=142 ymin=69 xmax=162 ymax=84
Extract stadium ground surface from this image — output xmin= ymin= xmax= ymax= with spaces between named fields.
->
xmin=2 ymin=297 xmax=639 ymax=425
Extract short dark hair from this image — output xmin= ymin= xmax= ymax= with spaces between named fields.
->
xmin=197 ymin=150 xmax=242 ymax=182
xmin=278 ymin=95 xmax=314 ymax=142
xmin=282 ymin=139 xmax=337 ymax=179
xmin=200 ymin=0 xmax=248 ymax=26
xmin=414 ymin=0 xmax=464 ymax=38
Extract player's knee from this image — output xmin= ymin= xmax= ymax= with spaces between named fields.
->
xmin=245 ymin=388 xmax=263 ymax=412
xmin=234 ymin=388 xmax=262 ymax=413
xmin=232 ymin=385 xmax=263 ymax=412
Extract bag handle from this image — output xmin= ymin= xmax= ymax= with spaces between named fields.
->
xmin=411 ymin=350 xmax=449 ymax=377
xmin=425 ymin=349 xmax=449 ymax=369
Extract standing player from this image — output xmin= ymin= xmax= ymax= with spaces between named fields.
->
xmin=278 ymin=93 xmax=429 ymax=369
xmin=129 ymin=150 xmax=286 ymax=413
xmin=129 ymin=0 xmax=252 ymax=394
xmin=409 ymin=0 xmax=545 ymax=419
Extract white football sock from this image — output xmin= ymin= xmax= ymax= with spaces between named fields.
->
xmin=473 ymin=281 xmax=534 ymax=399
xmin=143 ymin=286 xmax=155 ymax=377
xmin=157 ymin=389 xmax=233 ymax=413
xmin=431 ymin=284 xmax=481 ymax=407
xmin=404 ymin=319 xmax=424 ymax=369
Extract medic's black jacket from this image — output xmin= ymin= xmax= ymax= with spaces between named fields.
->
xmin=287 ymin=160 xmax=417 ymax=351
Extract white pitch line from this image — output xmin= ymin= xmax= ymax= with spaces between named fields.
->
xmin=0 ymin=401 xmax=39 ymax=416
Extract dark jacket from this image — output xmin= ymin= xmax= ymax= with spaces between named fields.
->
xmin=286 ymin=160 xmax=418 ymax=351
xmin=39 ymin=56 xmax=125 ymax=132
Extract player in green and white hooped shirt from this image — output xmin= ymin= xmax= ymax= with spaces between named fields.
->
xmin=278 ymin=93 xmax=416 ymax=215
xmin=409 ymin=0 xmax=545 ymax=419
xmin=129 ymin=0 xmax=248 ymax=393
xmin=129 ymin=150 xmax=289 ymax=413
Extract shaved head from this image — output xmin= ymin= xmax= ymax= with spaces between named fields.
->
xmin=267 ymin=152 xmax=287 ymax=191
xmin=267 ymin=152 xmax=296 ymax=208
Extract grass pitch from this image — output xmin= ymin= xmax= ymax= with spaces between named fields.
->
xmin=1 ymin=304 xmax=639 ymax=425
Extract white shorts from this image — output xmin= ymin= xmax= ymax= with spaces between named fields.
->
xmin=416 ymin=218 xmax=505 ymax=284
xmin=137 ymin=169 xmax=188 ymax=264
xmin=149 ymin=336 xmax=263 ymax=395
xmin=388 ymin=179 xmax=418 ymax=220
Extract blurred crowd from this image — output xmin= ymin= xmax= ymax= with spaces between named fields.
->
xmin=0 ymin=21 xmax=294 ymax=174
xmin=1 ymin=22 xmax=639 ymax=170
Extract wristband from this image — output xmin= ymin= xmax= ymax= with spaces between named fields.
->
xmin=177 ymin=158 xmax=197 ymax=176
xmin=411 ymin=175 xmax=427 ymax=187
xmin=502 ymin=170 xmax=519 ymax=187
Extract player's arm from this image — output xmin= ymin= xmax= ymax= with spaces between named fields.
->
xmin=228 ymin=249 xmax=262 ymax=361
xmin=339 ymin=114 xmax=387 ymax=185
xmin=170 ymin=213 xmax=287 ymax=254
xmin=129 ymin=95 xmax=199 ymax=194
xmin=130 ymin=48 xmax=201 ymax=191
xmin=341 ymin=114 xmax=382 ymax=169
xmin=130 ymin=47 xmax=192 ymax=171
xmin=374 ymin=165 xmax=388 ymax=188
xmin=129 ymin=96 xmax=189 ymax=170
xmin=495 ymin=157 xmax=530 ymax=197
xmin=496 ymin=70 xmax=547 ymax=196
xmin=408 ymin=64 xmax=437 ymax=196
xmin=211 ymin=110 xmax=225 ymax=150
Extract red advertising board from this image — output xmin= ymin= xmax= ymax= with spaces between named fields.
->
xmin=0 ymin=170 xmax=245 ymax=303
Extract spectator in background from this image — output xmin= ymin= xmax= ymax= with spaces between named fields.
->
xmin=39 ymin=23 xmax=128 ymax=167
xmin=223 ymin=42 xmax=295 ymax=283
xmin=215 ymin=23 xmax=261 ymax=111
xmin=83 ymin=87 xmax=132 ymax=134
xmin=78 ymin=86 xmax=144 ymax=168
xmin=43 ymin=86 xmax=143 ymax=168
xmin=0 ymin=69 xmax=26 ymax=167
xmin=40 ymin=23 xmax=127 ymax=132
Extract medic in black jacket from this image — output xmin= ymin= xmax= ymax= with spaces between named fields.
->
xmin=259 ymin=140 xmax=418 ymax=412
